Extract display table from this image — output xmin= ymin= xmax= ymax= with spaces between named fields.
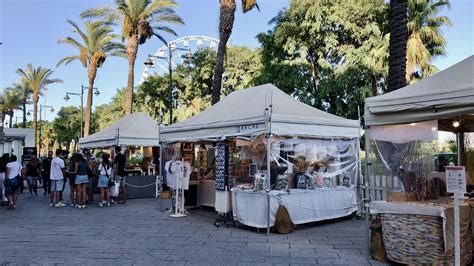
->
xmin=232 ymin=186 xmax=358 ymax=228
xmin=198 ymin=179 xmax=215 ymax=207
xmin=371 ymin=199 xmax=472 ymax=265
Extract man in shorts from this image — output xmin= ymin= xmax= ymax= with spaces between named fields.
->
xmin=50 ymin=149 xmax=66 ymax=207
xmin=114 ymin=146 xmax=127 ymax=204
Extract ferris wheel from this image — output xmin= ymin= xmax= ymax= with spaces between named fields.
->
xmin=140 ymin=35 xmax=219 ymax=83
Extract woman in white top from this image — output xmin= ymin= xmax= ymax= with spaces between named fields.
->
xmin=5 ymin=155 xmax=22 ymax=209
xmin=97 ymin=153 xmax=113 ymax=207
xmin=0 ymin=153 xmax=10 ymax=204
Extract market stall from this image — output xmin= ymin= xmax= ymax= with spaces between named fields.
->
xmin=364 ymin=56 xmax=474 ymax=264
xmin=160 ymin=84 xmax=361 ymax=230
xmin=78 ymin=112 xmax=160 ymax=198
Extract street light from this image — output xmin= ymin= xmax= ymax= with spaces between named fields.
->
xmin=38 ymin=105 xmax=54 ymax=154
xmin=144 ymin=34 xmax=192 ymax=125
xmin=64 ymin=85 xmax=100 ymax=138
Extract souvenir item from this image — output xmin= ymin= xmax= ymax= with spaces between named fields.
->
xmin=276 ymin=174 xmax=288 ymax=190
xmin=297 ymin=174 xmax=306 ymax=189
xmin=323 ymin=176 xmax=333 ymax=187
xmin=342 ymin=174 xmax=351 ymax=187
xmin=314 ymin=172 xmax=324 ymax=188
xmin=305 ymin=174 xmax=315 ymax=190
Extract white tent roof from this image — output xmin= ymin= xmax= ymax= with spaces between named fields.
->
xmin=78 ymin=112 xmax=159 ymax=148
xmin=365 ymin=56 xmax=474 ymax=127
xmin=161 ymin=84 xmax=360 ymax=142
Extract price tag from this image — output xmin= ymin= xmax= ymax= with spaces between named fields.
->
xmin=446 ymin=166 xmax=466 ymax=193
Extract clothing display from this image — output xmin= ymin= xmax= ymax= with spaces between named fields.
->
xmin=165 ymin=160 xmax=191 ymax=190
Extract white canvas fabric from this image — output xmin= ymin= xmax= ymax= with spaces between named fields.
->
xmin=78 ymin=112 xmax=159 ymax=148
xmin=368 ymin=120 xmax=438 ymax=143
xmin=365 ymin=56 xmax=474 ymax=126
xmin=160 ymin=84 xmax=360 ymax=142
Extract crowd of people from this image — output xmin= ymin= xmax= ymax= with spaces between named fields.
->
xmin=0 ymin=146 xmax=127 ymax=210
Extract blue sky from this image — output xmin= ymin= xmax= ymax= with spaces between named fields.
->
xmin=1 ymin=0 xmax=473 ymax=122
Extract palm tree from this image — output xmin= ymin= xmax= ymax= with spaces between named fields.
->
xmin=211 ymin=0 xmax=258 ymax=105
xmin=1 ymin=88 xmax=23 ymax=128
xmin=387 ymin=0 xmax=408 ymax=92
xmin=16 ymin=64 xmax=62 ymax=147
xmin=9 ymin=79 xmax=32 ymax=128
xmin=58 ymin=19 xmax=125 ymax=137
xmin=81 ymin=0 xmax=184 ymax=115
xmin=406 ymin=0 xmax=450 ymax=82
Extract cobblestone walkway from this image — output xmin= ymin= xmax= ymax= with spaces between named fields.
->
xmin=0 ymin=191 xmax=386 ymax=265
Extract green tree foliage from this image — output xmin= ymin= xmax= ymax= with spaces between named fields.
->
xmin=406 ymin=0 xmax=451 ymax=82
xmin=0 ymin=88 xmax=23 ymax=128
xmin=81 ymin=0 xmax=184 ymax=115
xmin=58 ymin=19 xmax=125 ymax=137
xmin=52 ymin=106 xmax=82 ymax=149
xmin=93 ymin=89 xmax=126 ymax=131
xmin=256 ymin=0 xmax=387 ymax=119
xmin=135 ymin=46 xmax=261 ymax=124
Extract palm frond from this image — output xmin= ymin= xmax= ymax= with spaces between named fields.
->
xmin=57 ymin=55 xmax=81 ymax=67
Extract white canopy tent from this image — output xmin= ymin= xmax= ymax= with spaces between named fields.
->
xmin=363 ymin=56 xmax=474 ymax=264
xmin=161 ymin=83 xmax=360 ymax=142
xmin=160 ymin=84 xmax=361 ymax=233
xmin=365 ymin=55 xmax=474 ymax=129
xmin=78 ymin=112 xmax=159 ymax=149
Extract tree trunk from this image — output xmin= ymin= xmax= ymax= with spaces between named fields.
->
xmin=388 ymin=0 xmax=408 ymax=92
xmin=125 ymin=34 xmax=139 ymax=114
xmin=371 ymin=74 xmax=377 ymax=96
xmin=84 ymin=65 xmax=97 ymax=137
xmin=211 ymin=0 xmax=236 ymax=105
xmin=33 ymin=94 xmax=38 ymax=147
xmin=8 ymin=111 xmax=13 ymax=128
xmin=22 ymin=100 xmax=26 ymax=128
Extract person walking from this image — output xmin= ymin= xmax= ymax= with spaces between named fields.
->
xmin=50 ymin=149 xmax=66 ymax=207
xmin=74 ymin=154 xmax=89 ymax=208
xmin=5 ymin=155 xmax=22 ymax=209
xmin=0 ymin=153 xmax=10 ymax=206
xmin=66 ymin=153 xmax=77 ymax=207
xmin=41 ymin=151 xmax=53 ymax=197
xmin=25 ymin=156 xmax=41 ymax=196
xmin=114 ymin=146 xmax=127 ymax=204
xmin=98 ymin=153 xmax=113 ymax=207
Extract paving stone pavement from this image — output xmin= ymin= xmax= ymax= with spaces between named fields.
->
xmin=0 ymin=190 xmax=387 ymax=265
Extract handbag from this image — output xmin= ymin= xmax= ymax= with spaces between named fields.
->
xmin=103 ymin=163 xmax=114 ymax=188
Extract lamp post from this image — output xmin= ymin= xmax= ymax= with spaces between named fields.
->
xmin=36 ymin=105 xmax=54 ymax=155
xmin=144 ymin=35 xmax=193 ymax=125
xmin=64 ymin=85 xmax=100 ymax=138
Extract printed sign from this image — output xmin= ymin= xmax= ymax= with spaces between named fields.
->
xmin=236 ymin=124 xmax=259 ymax=133
xmin=446 ymin=166 xmax=466 ymax=193
xmin=22 ymin=147 xmax=37 ymax=165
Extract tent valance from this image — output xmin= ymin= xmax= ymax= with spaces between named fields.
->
xmin=78 ymin=112 xmax=159 ymax=148
xmin=365 ymin=56 xmax=474 ymax=127
xmin=160 ymin=84 xmax=360 ymax=142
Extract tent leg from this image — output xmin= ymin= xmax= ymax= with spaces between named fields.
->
xmin=266 ymin=134 xmax=272 ymax=236
xmin=364 ymin=128 xmax=371 ymax=259
xmin=159 ymin=143 xmax=163 ymax=213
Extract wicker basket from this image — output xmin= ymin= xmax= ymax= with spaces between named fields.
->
xmin=380 ymin=213 xmax=472 ymax=265
xmin=387 ymin=192 xmax=417 ymax=202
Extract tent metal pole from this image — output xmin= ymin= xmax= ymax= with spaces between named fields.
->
xmin=265 ymin=105 xmax=272 ymax=236
xmin=457 ymin=132 xmax=461 ymax=166
xmin=364 ymin=127 xmax=371 ymax=258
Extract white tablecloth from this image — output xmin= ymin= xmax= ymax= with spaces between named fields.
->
xmin=232 ymin=186 xmax=358 ymax=228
